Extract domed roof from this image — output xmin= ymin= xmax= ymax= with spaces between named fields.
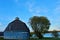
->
xmin=4 ymin=17 xmax=30 ymax=32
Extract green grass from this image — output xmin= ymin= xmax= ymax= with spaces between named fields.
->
xmin=0 ymin=37 xmax=4 ymax=40
xmin=30 ymin=37 xmax=60 ymax=40
xmin=0 ymin=37 xmax=60 ymax=40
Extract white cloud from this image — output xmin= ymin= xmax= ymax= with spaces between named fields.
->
xmin=0 ymin=22 xmax=2 ymax=26
xmin=49 ymin=17 xmax=60 ymax=31
xmin=54 ymin=6 xmax=60 ymax=14
xmin=25 ymin=1 xmax=48 ymax=16
xmin=14 ymin=0 xmax=60 ymax=31
xmin=48 ymin=5 xmax=60 ymax=31
xmin=56 ymin=0 xmax=60 ymax=4
xmin=53 ymin=0 xmax=60 ymax=14
xmin=15 ymin=0 xmax=18 ymax=3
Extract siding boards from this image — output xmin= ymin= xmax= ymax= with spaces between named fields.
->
xmin=4 ymin=32 xmax=29 ymax=40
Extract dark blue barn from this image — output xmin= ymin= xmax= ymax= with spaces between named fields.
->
xmin=4 ymin=17 xmax=30 ymax=40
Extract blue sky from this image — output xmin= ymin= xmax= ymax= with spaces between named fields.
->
xmin=0 ymin=0 xmax=60 ymax=32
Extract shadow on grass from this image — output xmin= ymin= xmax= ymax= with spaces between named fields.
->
xmin=0 ymin=37 xmax=60 ymax=40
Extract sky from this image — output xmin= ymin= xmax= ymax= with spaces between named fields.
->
xmin=0 ymin=0 xmax=60 ymax=32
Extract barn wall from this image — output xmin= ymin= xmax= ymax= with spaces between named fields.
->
xmin=4 ymin=31 xmax=30 ymax=39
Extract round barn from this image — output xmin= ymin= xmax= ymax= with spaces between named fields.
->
xmin=4 ymin=17 xmax=30 ymax=40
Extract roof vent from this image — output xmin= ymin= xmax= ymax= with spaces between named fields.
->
xmin=15 ymin=17 xmax=19 ymax=20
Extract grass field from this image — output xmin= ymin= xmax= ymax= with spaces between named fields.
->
xmin=0 ymin=37 xmax=4 ymax=40
xmin=30 ymin=37 xmax=60 ymax=40
xmin=0 ymin=37 xmax=60 ymax=40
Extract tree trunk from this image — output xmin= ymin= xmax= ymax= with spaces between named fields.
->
xmin=35 ymin=31 xmax=43 ymax=39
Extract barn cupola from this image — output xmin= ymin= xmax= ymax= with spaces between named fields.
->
xmin=15 ymin=17 xmax=19 ymax=20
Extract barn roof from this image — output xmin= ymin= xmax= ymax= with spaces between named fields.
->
xmin=4 ymin=17 xmax=30 ymax=32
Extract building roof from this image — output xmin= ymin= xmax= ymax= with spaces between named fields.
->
xmin=4 ymin=17 xmax=30 ymax=32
